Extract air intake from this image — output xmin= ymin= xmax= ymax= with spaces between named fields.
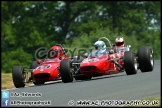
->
xmin=34 ymin=73 xmax=50 ymax=79
xmin=81 ymin=66 xmax=96 ymax=71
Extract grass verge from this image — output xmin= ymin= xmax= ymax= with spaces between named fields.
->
xmin=2 ymin=73 xmax=32 ymax=90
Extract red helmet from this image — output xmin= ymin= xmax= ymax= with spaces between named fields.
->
xmin=50 ymin=46 xmax=63 ymax=58
xmin=115 ymin=37 xmax=125 ymax=47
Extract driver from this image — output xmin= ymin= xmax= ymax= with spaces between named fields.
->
xmin=94 ymin=40 xmax=107 ymax=52
xmin=92 ymin=40 xmax=108 ymax=57
xmin=49 ymin=44 xmax=67 ymax=60
xmin=114 ymin=36 xmax=125 ymax=57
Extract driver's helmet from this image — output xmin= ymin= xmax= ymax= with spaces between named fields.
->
xmin=94 ymin=40 xmax=106 ymax=52
xmin=50 ymin=45 xmax=63 ymax=58
xmin=115 ymin=37 xmax=125 ymax=47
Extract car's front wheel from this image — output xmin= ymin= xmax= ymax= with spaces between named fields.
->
xmin=60 ymin=59 xmax=73 ymax=83
xmin=124 ymin=51 xmax=138 ymax=75
xmin=12 ymin=66 xmax=26 ymax=88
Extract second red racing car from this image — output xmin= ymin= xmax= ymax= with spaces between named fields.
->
xmin=59 ymin=37 xmax=154 ymax=83
xmin=12 ymin=44 xmax=70 ymax=88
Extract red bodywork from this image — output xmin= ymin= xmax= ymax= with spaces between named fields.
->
xmin=32 ymin=56 xmax=68 ymax=82
xmin=80 ymin=52 xmax=124 ymax=77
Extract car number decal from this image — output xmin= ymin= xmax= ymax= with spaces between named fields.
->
xmin=36 ymin=64 xmax=51 ymax=70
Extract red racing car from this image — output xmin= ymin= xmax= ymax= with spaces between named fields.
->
xmin=59 ymin=37 xmax=154 ymax=83
xmin=12 ymin=44 xmax=69 ymax=88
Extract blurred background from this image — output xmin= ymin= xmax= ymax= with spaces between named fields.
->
xmin=2 ymin=1 xmax=161 ymax=73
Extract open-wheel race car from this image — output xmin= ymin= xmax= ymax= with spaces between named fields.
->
xmin=59 ymin=37 xmax=154 ymax=83
xmin=12 ymin=44 xmax=69 ymax=88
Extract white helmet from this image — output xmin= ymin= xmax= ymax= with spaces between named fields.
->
xmin=94 ymin=40 xmax=106 ymax=52
xmin=115 ymin=37 xmax=125 ymax=47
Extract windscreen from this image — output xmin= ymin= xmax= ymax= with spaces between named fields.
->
xmin=88 ymin=50 xmax=108 ymax=58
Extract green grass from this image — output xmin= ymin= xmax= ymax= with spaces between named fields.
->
xmin=2 ymin=73 xmax=32 ymax=90
xmin=2 ymin=73 xmax=15 ymax=90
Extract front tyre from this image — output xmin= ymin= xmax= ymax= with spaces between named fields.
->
xmin=12 ymin=66 xmax=26 ymax=88
xmin=124 ymin=51 xmax=138 ymax=75
xmin=60 ymin=59 xmax=73 ymax=83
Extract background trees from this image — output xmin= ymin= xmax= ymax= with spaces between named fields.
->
xmin=2 ymin=1 xmax=160 ymax=73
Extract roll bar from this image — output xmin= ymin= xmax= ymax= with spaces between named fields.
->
xmin=98 ymin=37 xmax=112 ymax=48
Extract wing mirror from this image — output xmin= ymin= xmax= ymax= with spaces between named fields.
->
xmin=37 ymin=59 xmax=41 ymax=64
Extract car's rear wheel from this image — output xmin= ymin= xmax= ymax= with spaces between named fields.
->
xmin=137 ymin=46 xmax=154 ymax=72
xmin=124 ymin=51 xmax=138 ymax=75
xmin=12 ymin=66 xmax=26 ymax=88
xmin=60 ymin=59 xmax=73 ymax=83
xmin=30 ymin=61 xmax=39 ymax=69
xmin=72 ymin=55 xmax=85 ymax=64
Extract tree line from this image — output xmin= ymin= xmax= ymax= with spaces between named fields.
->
xmin=2 ymin=1 xmax=160 ymax=73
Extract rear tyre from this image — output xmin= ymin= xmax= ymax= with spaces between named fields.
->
xmin=12 ymin=66 xmax=26 ymax=88
xmin=124 ymin=51 xmax=138 ymax=75
xmin=60 ymin=59 xmax=73 ymax=83
xmin=30 ymin=61 xmax=39 ymax=69
xmin=73 ymin=55 xmax=85 ymax=63
xmin=137 ymin=46 xmax=154 ymax=72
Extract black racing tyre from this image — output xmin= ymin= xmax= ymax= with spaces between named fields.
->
xmin=60 ymin=59 xmax=73 ymax=83
xmin=137 ymin=46 xmax=154 ymax=72
xmin=73 ymin=55 xmax=85 ymax=63
xmin=12 ymin=66 xmax=26 ymax=88
xmin=30 ymin=61 xmax=39 ymax=78
xmin=30 ymin=61 xmax=39 ymax=69
xmin=124 ymin=51 xmax=138 ymax=75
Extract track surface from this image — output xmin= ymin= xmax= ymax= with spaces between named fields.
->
xmin=2 ymin=60 xmax=161 ymax=106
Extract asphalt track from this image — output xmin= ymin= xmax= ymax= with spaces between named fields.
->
xmin=2 ymin=60 xmax=161 ymax=107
